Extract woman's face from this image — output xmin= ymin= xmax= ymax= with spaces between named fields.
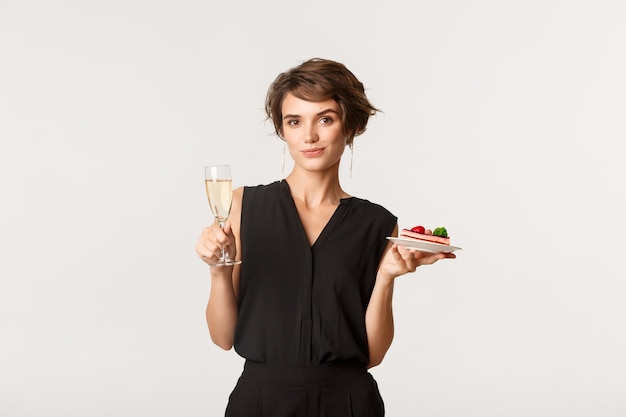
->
xmin=281 ymin=93 xmax=347 ymax=174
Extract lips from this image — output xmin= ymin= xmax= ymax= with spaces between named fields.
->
xmin=301 ymin=148 xmax=325 ymax=157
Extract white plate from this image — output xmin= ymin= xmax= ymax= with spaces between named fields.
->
xmin=387 ymin=237 xmax=462 ymax=253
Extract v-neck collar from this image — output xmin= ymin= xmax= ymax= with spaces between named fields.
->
xmin=279 ymin=180 xmax=353 ymax=249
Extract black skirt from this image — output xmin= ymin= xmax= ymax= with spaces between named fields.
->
xmin=225 ymin=360 xmax=385 ymax=417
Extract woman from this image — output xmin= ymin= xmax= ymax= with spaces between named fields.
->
xmin=196 ymin=58 xmax=455 ymax=417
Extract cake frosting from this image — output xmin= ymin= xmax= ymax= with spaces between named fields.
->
xmin=399 ymin=226 xmax=450 ymax=245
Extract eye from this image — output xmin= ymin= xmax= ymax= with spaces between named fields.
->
xmin=286 ymin=119 xmax=299 ymax=127
xmin=319 ymin=116 xmax=333 ymax=124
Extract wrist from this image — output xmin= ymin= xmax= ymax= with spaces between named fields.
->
xmin=375 ymin=272 xmax=396 ymax=287
xmin=210 ymin=266 xmax=234 ymax=281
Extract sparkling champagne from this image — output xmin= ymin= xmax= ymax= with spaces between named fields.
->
xmin=205 ymin=179 xmax=233 ymax=222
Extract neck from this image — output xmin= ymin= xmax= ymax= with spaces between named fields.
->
xmin=285 ymin=166 xmax=349 ymax=207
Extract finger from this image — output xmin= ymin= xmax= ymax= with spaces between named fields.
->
xmin=196 ymin=242 xmax=218 ymax=263
xmin=196 ymin=232 xmax=219 ymax=259
xmin=223 ymin=221 xmax=232 ymax=235
xmin=222 ymin=221 xmax=237 ymax=243
xmin=208 ymin=222 xmax=232 ymax=247
xmin=390 ymin=244 xmax=411 ymax=267
xmin=395 ymin=246 xmax=418 ymax=272
xmin=196 ymin=227 xmax=225 ymax=262
xmin=416 ymin=251 xmax=455 ymax=265
xmin=394 ymin=244 xmax=413 ymax=262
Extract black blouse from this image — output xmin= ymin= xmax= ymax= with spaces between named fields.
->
xmin=234 ymin=180 xmax=397 ymax=365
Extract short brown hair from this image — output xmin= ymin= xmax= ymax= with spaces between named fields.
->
xmin=265 ymin=58 xmax=380 ymax=145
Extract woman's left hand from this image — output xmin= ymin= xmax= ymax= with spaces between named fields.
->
xmin=378 ymin=243 xmax=456 ymax=281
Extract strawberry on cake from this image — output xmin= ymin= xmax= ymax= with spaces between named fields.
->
xmin=399 ymin=225 xmax=450 ymax=246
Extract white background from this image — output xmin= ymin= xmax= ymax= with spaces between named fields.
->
xmin=1 ymin=1 xmax=625 ymax=416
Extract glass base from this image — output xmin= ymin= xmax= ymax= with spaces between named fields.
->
xmin=209 ymin=259 xmax=242 ymax=267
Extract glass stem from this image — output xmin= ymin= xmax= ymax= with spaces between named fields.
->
xmin=218 ymin=220 xmax=228 ymax=261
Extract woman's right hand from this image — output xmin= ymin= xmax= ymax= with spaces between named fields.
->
xmin=196 ymin=220 xmax=238 ymax=267
xmin=197 ymin=188 xmax=242 ymax=350
xmin=198 ymin=220 xmax=240 ymax=350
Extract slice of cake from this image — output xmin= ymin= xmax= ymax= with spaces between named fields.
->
xmin=399 ymin=225 xmax=450 ymax=245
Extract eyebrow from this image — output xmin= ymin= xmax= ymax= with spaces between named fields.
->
xmin=283 ymin=108 xmax=340 ymax=119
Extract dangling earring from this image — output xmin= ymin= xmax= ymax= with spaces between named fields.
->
xmin=349 ymin=142 xmax=354 ymax=179
xmin=281 ymin=141 xmax=286 ymax=175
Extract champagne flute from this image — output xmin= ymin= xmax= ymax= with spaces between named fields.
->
xmin=204 ymin=164 xmax=242 ymax=266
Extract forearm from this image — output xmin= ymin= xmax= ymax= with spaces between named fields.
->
xmin=206 ymin=270 xmax=238 ymax=350
xmin=365 ymin=274 xmax=395 ymax=368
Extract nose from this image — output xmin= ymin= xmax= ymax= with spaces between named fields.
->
xmin=304 ymin=123 xmax=319 ymax=143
